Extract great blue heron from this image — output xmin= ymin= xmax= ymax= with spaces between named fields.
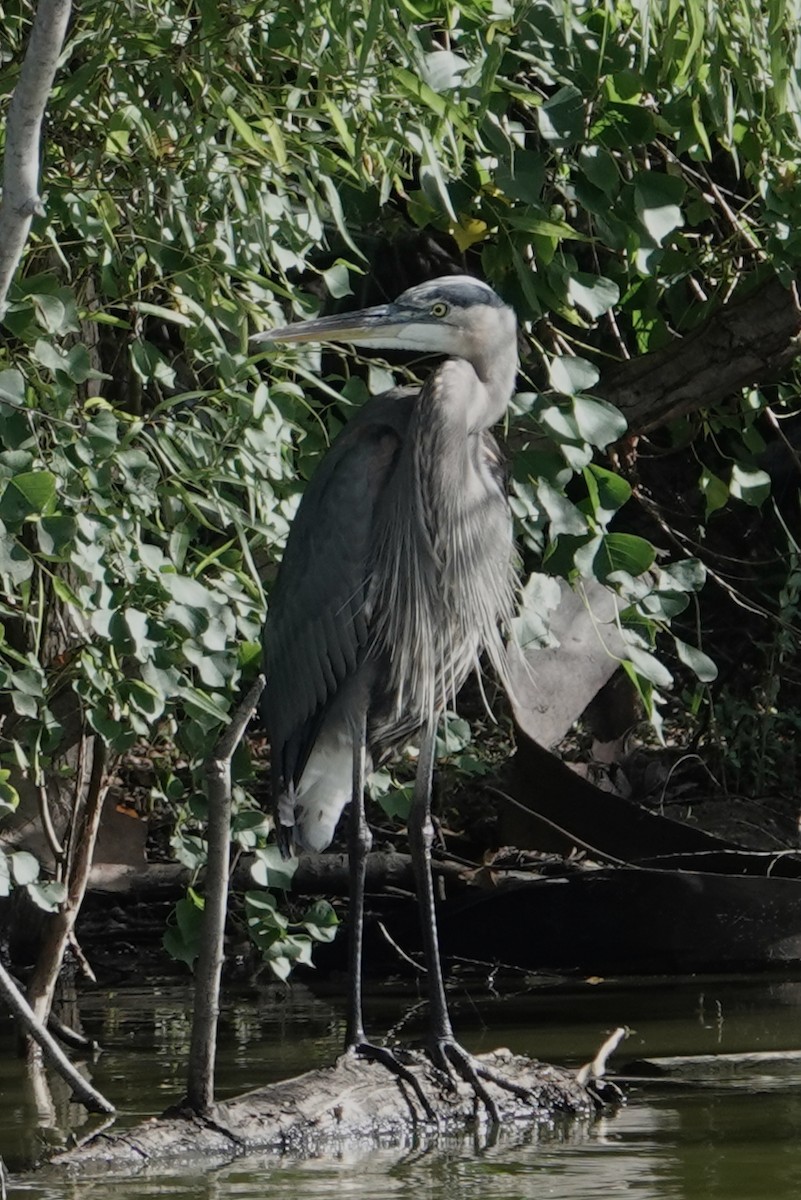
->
xmin=254 ymin=275 xmax=523 ymax=1119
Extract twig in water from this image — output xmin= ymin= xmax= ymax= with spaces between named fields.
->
xmin=577 ymin=1026 xmax=629 ymax=1107
xmin=376 ymin=921 xmax=426 ymax=974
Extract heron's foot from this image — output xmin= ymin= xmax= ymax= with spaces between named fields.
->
xmin=428 ymin=1038 xmax=534 ymax=1125
xmin=347 ymin=1040 xmax=437 ymax=1123
xmin=586 ymin=1076 xmax=626 ymax=1109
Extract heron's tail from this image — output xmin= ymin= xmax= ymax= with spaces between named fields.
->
xmin=275 ymin=787 xmax=297 ymax=860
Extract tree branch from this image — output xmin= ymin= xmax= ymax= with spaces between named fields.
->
xmin=185 ymin=676 xmax=265 ymax=1115
xmin=0 ymin=0 xmax=72 ymax=316
xmin=0 ymin=960 xmax=113 ymax=1114
xmin=601 ymin=275 xmax=801 ymax=434
xmin=26 ymin=738 xmax=109 ymax=1029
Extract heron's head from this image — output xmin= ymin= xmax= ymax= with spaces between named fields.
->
xmin=252 ymin=276 xmax=517 ymax=368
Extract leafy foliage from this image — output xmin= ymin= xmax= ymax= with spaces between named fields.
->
xmin=2 ymin=0 xmax=800 ymax=942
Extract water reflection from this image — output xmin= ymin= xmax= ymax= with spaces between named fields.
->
xmin=16 ymin=1099 xmax=801 ymax=1200
xmin=6 ymin=976 xmax=801 ymax=1198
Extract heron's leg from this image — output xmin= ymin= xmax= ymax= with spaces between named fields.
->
xmin=408 ymin=717 xmax=534 ymax=1123
xmin=344 ymin=713 xmax=437 ymax=1123
xmin=407 ymin=716 xmax=453 ymax=1042
xmin=345 ymin=711 xmax=371 ymax=1048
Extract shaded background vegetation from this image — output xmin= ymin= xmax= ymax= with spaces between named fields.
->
xmin=0 ymin=0 xmax=800 ymax=978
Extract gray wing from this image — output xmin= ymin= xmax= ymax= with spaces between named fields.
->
xmin=261 ymin=392 xmax=414 ymax=797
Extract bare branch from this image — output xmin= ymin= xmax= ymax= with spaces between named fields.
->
xmin=0 ymin=0 xmax=72 ymax=315
xmin=0 ymin=959 xmax=113 ymax=1114
xmin=26 ymin=739 xmax=108 ymax=1028
xmin=185 ymin=676 xmax=265 ymax=1114
xmin=576 ymin=1026 xmax=629 ymax=1086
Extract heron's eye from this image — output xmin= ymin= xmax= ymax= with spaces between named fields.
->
xmin=430 ymin=302 xmax=449 ymax=318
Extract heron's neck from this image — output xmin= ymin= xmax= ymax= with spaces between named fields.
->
xmin=468 ymin=343 xmax=518 ymax=430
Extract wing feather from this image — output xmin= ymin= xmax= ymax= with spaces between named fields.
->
xmin=262 ymin=393 xmax=413 ymax=795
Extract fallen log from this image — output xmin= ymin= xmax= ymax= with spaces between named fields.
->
xmin=83 ymin=849 xmax=461 ymax=900
xmin=50 ymin=1051 xmax=593 ymax=1173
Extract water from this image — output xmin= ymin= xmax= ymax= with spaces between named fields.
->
xmin=4 ymin=975 xmax=801 ymax=1198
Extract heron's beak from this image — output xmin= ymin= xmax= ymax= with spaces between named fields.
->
xmin=251 ymin=304 xmax=408 ymax=348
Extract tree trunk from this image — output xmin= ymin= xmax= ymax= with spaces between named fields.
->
xmin=601 ymin=275 xmax=801 ymax=434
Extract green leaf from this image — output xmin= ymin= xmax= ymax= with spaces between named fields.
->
xmin=625 ymin=644 xmax=674 ymax=689
xmin=567 ymin=273 xmax=620 ymax=319
xmin=86 ymin=409 xmax=119 ymax=451
xmin=251 ymin=845 xmax=298 ymax=891
xmin=571 ymin=396 xmax=627 ymax=447
xmin=549 ymin=356 xmax=599 ymax=396
xmin=170 ymin=832 xmax=207 ymax=870
xmin=422 ymin=49 xmax=469 ymax=92
xmin=181 ymin=686 xmax=230 ymax=723
xmin=27 ymin=880 xmax=67 ymax=912
xmin=0 ymin=534 xmax=32 ymax=583
xmin=577 ymin=533 xmax=655 ymax=582
xmin=538 ymin=478 xmax=588 ymax=537
xmin=319 ymin=175 xmax=364 ymax=258
xmin=322 ymin=96 xmax=355 ymax=158
xmin=302 ymin=898 xmax=339 ymax=943
xmin=675 ymin=637 xmax=718 ymax=682
xmin=131 ymin=301 xmax=193 ymax=328
xmin=730 ymin=463 xmax=771 ymax=507
xmin=163 ymin=895 xmax=205 ymax=968
xmin=538 ymin=404 xmax=581 ymax=443
xmin=506 ymin=211 xmax=587 ymax=241
xmin=700 ymin=467 xmax=729 ymax=516
xmin=63 ymin=344 xmax=97 ymax=384
xmin=0 ymin=471 xmax=57 ymax=524
xmin=231 ymin=809 xmax=272 ymax=840
xmin=634 ymin=171 xmax=686 ymax=244
xmin=662 ymin=559 xmax=707 ymax=593
xmin=419 ymin=126 xmax=456 ymax=220
xmin=31 ymin=293 xmax=67 ymax=334
xmin=322 ymin=263 xmax=353 ymax=299
xmin=37 ymin=514 xmax=77 ymax=559
xmin=435 ymin=712 xmax=472 ymax=758
xmin=377 ymin=783 xmax=412 ymax=821
xmin=584 ymin=465 xmax=631 ymax=522
xmin=226 ymin=105 xmax=268 ymax=155
xmin=639 ymin=589 xmax=690 ymax=620
xmin=244 ymin=889 xmax=280 ymax=916
xmin=578 ymin=146 xmax=619 ymax=196
xmin=31 ymin=338 xmax=69 ymax=375
xmin=538 ymin=85 xmax=585 ymax=146
xmin=0 ymin=369 xmax=25 ymax=406
xmin=395 ymin=67 xmax=461 ymax=124
xmin=258 ymin=114 xmax=288 ymax=167
xmin=495 ymin=149 xmax=545 ymax=202
xmin=161 ymin=572 xmax=219 ymax=611
xmin=0 ymin=770 xmax=19 ymax=817
xmin=10 ymin=851 xmax=40 ymax=885
xmin=510 ymin=571 xmax=561 ymax=648
xmin=52 ymin=575 xmax=84 ymax=610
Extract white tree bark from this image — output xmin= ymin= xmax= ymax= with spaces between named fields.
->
xmin=0 ymin=0 xmax=72 ymax=316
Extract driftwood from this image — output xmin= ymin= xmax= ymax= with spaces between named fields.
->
xmin=83 ymin=850 xmax=462 ymax=900
xmin=506 ymin=578 xmax=627 ymax=752
xmin=50 ymin=1051 xmax=593 ymax=1173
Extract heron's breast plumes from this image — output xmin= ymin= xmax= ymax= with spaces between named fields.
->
xmin=366 ymin=364 xmax=516 ymax=750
